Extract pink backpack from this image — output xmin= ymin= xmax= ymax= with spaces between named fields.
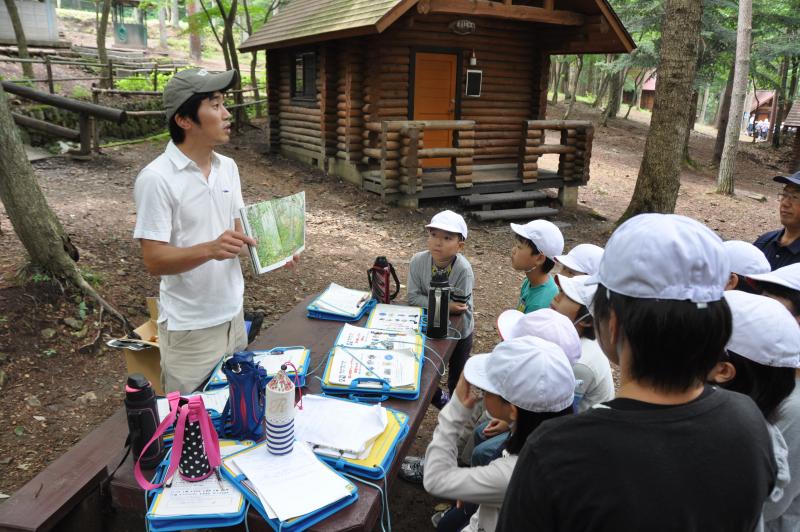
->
xmin=134 ymin=392 xmax=222 ymax=490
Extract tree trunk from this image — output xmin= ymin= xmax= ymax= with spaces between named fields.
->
xmin=683 ymin=88 xmax=699 ymax=163
xmin=0 ymin=86 xmax=132 ymax=332
xmin=624 ymin=70 xmax=647 ymax=119
xmin=600 ymin=68 xmax=625 ymax=126
xmin=789 ymin=58 xmax=799 ymax=103
xmin=187 ymin=0 xmax=202 ymax=62
xmin=700 ymin=84 xmax=710 ymax=123
xmin=563 ymin=56 xmax=583 ymax=120
xmin=716 ymin=0 xmax=752 ymax=195
xmin=771 ymin=56 xmax=788 ymax=147
xmin=3 ymin=0 xmax=34 ymax=79
xmin=561 ymin=59 xmax=572 ymax=100
xmin=171 ymin=0 xmax=180 ymax=28
xmin=159 ymin=7 xmax=168 ymax=47
xmin=241 ymin=0 xmax=262 ymax=118
xmin=551 ymin=61 xmax=561 ymax=104
xmin=593 ymin=70 xmax=610 ymax=108
xmin=712 ymin=63 xmax=735 ymax=165
xmin=96 ymin=0 xmax=112 ymax=88
xmin=619 ymin=0 xmax=703 ymax=221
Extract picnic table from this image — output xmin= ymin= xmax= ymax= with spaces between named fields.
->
xmin=0 ymin=294 xmax=458 ymax=532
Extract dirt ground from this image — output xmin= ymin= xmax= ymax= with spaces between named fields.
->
xmin=0 ymin=100 xmax=794 ymax=530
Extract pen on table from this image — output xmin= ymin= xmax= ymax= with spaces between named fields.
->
xmin=356 ymin=294 xmax=370 ymax=308
xmin=215 ymin=467 xmax=224 ymax=489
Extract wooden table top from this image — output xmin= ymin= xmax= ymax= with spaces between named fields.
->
xmin=109 ymin=294 xmax=458 ymax=531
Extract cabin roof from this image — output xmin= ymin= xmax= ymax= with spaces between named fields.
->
xmin=749 ymin=90 xmax=775 ymax=113
xmin=241 ymin=0 xmax=635 ymax=54
xmin=785 ymin=101 xmax=800 ymax=128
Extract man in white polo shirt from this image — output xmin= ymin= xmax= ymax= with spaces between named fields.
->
xmin=134 ymin=68 xmax=259 ymax=393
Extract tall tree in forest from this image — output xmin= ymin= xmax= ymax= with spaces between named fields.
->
xmin=563 ymin=56 xmax=584 ymax=120
xmin=3 ymin=0 xmax=34 ymax=79
xmin=717 ymin=0 xmax=752 ymax=195
xmin=619 ymin=0 xmax=703 ymax=221
xmin=96 ymin=0 xmax=112 ymax=88
xmin=0 ymin=86 xmax=131 ymax=331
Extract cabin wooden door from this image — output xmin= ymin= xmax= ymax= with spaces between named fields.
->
xmin=413 ymin=52 xmax=457 ymax=168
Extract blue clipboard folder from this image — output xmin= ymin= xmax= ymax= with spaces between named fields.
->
xmin=320 ymin=324 xmax=425 ymax=402
xmin=221 ymin=442 xmax=359 ymax=531
xmin=145 ymin=440 xmax=252 ymax=532
xmin=310 ymin=402 xmax=410 ymax=480
xmin=205 ymin=346 xmax=312 ymax=389
xmin=307 ymin=282 xmax=376 ymax=322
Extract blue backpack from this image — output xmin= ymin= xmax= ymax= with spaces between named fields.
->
xmin=222 ymin=351 xmax=268 ymax=441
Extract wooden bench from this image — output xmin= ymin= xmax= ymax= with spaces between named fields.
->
xmin=0 ymin=408 xmax=129 ymax=532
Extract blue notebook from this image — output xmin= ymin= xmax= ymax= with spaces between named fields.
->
xmin=307 ymin=283 xmax=375 ymax=322
xmin=145 ymin=440 xmax=253 ymax=532
xmin=205 ymin=346 xmax=311 ymax=389
xmin=320 ymin=324 xmax=425 ymax=402
xmin=221 ymin=441 xmax=358 ymax=531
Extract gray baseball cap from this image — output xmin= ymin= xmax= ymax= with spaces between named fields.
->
xmin=163 ymin=68 xmax=238 ymax=120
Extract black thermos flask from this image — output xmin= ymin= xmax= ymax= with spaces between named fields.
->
xmin=124 ymin=373 xmax=164 ymax=469
xmin=427 ymin=270 xmax=451 ymax=339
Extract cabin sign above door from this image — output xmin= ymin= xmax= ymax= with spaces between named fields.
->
xmin=449 ymin=19 xmax=476 ymax=35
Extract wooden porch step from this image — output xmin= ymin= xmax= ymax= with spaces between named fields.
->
xmin=460 ymin=190 xmax=549 ymax=207
xmin=470 ymin=206 xmax=560 ymax=222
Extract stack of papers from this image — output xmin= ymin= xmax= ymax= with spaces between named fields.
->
xmin=295 ymin=395 xmax=388 ymax=457
xmin=148 ymin=441 xmax=251 ymax=520
xmin=366 ymin=304 xmax=424 ymax=333
xmin=308 ymin=283 xmax=371 ymax=318
xmin=230 ymin=442 xmax=354 ymax=522
xmin=156 ymin=387 xmax=230 ymax=421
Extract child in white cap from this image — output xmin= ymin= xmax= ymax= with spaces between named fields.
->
xmin=423 ymin=336 xmax=575 ymax=532
xmin=723 ymin=240 xmax=770 ymax=291
xmin=554 ymin=243 xmax=604 ymax=277
xmin=463 ymin=309 xmax=581 ymax=469
xmin=706 ymin=290 xmax=799 ymax=531
xmin=550 ymin=274 xmax=615 ymax=411
xmin=401 ymin=210 xmax=474 ymax=483
xmin=509 ymin=219 xmax=564 ymax=313
xmin=747 ymin=263 xmax=800 ymax=323
xmin=497 ymin=214 xmax=779 ymax=532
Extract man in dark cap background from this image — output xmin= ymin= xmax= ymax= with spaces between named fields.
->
xmin=755 ymin=171 xmax=800 ymax=270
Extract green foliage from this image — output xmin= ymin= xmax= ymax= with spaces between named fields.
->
xmin=78 ymin=301 xmax=88 ymax=320
xmin=42 ymin=349 xmax=57 ymax=358
xmin=29 ymin=273 xmax=51 ymax=283
xmin=116 ymin=71 xmax=174 ymax=92
xmin=70 ymin=85 xmax=91 ymax=100
xmin=14 ymin=427 xmax=25 ymax=436
xmin=79 ymin=268 xmax=104 ymax=287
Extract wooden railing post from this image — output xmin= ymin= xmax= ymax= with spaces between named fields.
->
xmin=78 ymin=113 xmax=91 ymax=156
xmin=380 ymin=121 xmax=390 ymax=199
xmin=404 ymin=126 xmax=420 ymax=195
xmin=520 ymin=121 xmax=541 ymax=182
xmin=108 ymin=59 xmax=114 ymax=89
xmin=44 ymin=57 xmax=54 ymax=94
xmin=91 ymin=87 xmax=100 ymax=152
xmin=454 ymin=124 xmax=474 ymax=188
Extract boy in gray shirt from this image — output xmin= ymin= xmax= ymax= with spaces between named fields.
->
xmin=407 ymin=210 xmax=474 ymax=404
xmin=401 ymin=210 xmax=475 ymax=485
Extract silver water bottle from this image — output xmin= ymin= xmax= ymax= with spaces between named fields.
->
xmin=427 ymin=270 xmax=450 ymax=339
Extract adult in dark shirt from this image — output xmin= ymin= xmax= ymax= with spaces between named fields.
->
xmin=754 ymin=171 xmax=800 ymax=270
xmin=496 ymin=214 xmax=778 ymax=532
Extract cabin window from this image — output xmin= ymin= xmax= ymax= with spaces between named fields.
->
xmin=292 ymin=51 xmax=316 ymax=100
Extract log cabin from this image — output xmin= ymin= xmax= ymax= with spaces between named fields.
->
xmin=241 ymin=0 xmax=635 ymax=208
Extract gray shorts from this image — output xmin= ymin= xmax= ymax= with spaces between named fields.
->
xmin=158 ymin=308 xmax=248 ymax=394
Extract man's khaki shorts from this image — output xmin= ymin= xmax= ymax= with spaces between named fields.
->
xmin=158 ymin=309 xmax=248 ymax=394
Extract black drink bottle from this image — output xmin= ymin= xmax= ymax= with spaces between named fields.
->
xmin=427 ymin=270 xmax=451 ymax=339
xmin=125 ymin=373 xmax=165 ymax=469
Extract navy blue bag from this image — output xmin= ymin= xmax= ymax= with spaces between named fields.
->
xmin=222 ymin=351 xmax=268 ymax=441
